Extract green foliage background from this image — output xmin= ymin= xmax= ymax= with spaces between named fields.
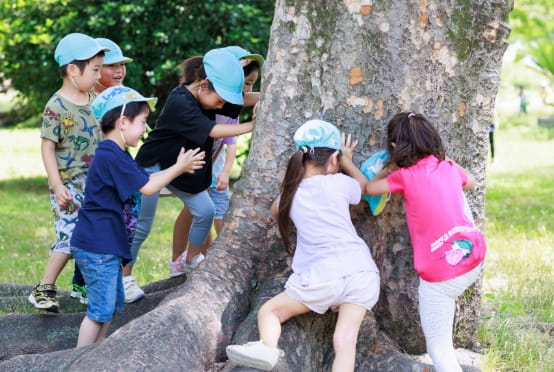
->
xmin=509 ymin=0 xmax=554 ymax=83
xmin=0 ymin=0 xmax=274 ymax=122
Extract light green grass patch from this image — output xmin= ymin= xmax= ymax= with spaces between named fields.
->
xmin=480 ymin=128 xmax=554 ymax=371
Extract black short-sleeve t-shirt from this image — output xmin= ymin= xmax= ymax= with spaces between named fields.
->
xmin=135 ymin=85 xmax=216 ymax=194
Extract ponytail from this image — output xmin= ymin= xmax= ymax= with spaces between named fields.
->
xmin=278 ymin=150 xmax=304 ymax=256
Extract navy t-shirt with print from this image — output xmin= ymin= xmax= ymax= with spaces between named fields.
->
xmin=135 ymin=85 xmax=216 ymax=194
xmin=71 ymin=140 xmax=149 ymax=264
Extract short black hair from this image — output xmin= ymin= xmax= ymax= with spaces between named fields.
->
xmin=100 ymin=101 xmax=150 ymax=134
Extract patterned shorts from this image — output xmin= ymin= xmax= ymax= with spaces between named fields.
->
xmin=49 ymin=173 xmax=86 ymax=254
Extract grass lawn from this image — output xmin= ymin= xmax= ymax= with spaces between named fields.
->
xmin=0 ymin=124 xmax=552 ymax=371
xmin=479 ymin=131 xmax=554 ymax=372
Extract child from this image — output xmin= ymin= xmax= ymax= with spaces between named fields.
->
xmin=71 ymin=37 xmax=137 ymax=305
xmin=29 ymin=33 xmax=108 ymax=313
xmin=342 ymin=112 xmax=486 ymax=372
xmin=94 ymin=38 xmax=132 ymax=93
xmin=71 ymin=86 xmax=205 ymax=347
xmin=132 ymin=48 xmax=255 ymax=277
xmin=226 ymin=120 xmax=380 ymax=372
xmin=209 ymin=46 xmax=263 ymax=237
xmin=174 ymin=46 xmax=264 ymax=255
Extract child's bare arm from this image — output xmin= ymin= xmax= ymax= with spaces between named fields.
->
xmin=365 ymin=171 xmax=391 ymax=196
xmin=340 ymin=133 xmax=367 ymax=193
xmin=216 ymin=143 xmax=237 ymax=191
xmin=41 ymin=138 xmax=73 ymax=208
xmin=210 ymin=122 xmax=253 ymax=139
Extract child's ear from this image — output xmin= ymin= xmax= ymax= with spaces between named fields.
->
xmin=199 ymin=79 xmax=210 ymax=90
xmin=329 ymin=150 xmax=340 ymax=168
xmin=116 ymin=116 xmax=127 ymax=130
xmin=67 ymin=63 xmax=80 ymax=76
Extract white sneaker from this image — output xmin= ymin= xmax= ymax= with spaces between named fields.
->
xmin=226 ymin=341 xmax=284 ymax=371
xmin=181 ymin=253 xmax=205 ymax=273
xmin=123 ymin=275 xmax=145 ymax=303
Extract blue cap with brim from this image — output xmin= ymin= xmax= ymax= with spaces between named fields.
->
xmin=55 ymin=33 xmax=110 ymax=67
xmin=203 ymin=49 xmax=244 ymax=105
xmin=92 ymin=86 xmax=157 ymax=119
xmin=360 ymin=149 xmax=391 ymax=215
xmin=96 ymin=38 xmax=133 ymax=65
xmin=222 ymin=46 xmax=265 ymax=67
xmin=293 ymin=119 xmax=342 ymax=151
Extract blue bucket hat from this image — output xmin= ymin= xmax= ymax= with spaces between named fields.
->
xmin=360 ymin=149 xmax=391 ymax=215
xmin=293 ymin=119 xmax=342 ymax=151
xmin=203 ymin=48 xmax=244 ymax=105
xmin=222 ymin=46 xmax=265 ymax=67
xmin=92 ymin=86 xmax=157 ymax=119
xmin=54 ymin=33 xmax=110 ymax=67
xmin=96 ymin=38 xmax=133 ymax=65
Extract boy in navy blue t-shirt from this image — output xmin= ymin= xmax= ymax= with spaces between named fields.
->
xmin=71 ymin=86 xmax=205 ymax=347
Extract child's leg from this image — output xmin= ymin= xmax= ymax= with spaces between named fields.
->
xmin=41 ymin=252 xmax=71 ymax=284
xmin=332 ymin=303 xmax=366 ymax=372
xmin=418 ymin=264 xmax=483 ymax=372
xmin=72 ymin=262 xmax=85 ymax=286
xmin=172 ymin=207 xmax=193 ymax=261
xmin=73 ymin=247 xmax=123 ymax=347
xmin=130 ymin=191 xmax=160 ymax=264
xmin=77 ymin=317 xmax=111 ymax=347
xmin=226 ymin=292 xmax=310 ymax=370
xmin=213 ymin=219 xmax=223 ymax=236
xmin=168 ymin=187 xmax=215 ymax=264
xmin=418 ymin=280 xmax=460 ymax=372
xmin=76 ymin=317 xmax=112 ymax=346
xmin=127 ymin=164 xmax=162 ymax=275
xmin=209 ymin=186 xmax=230 ymax=237
xmin=257 ymin=292 xmax=311 ymax=348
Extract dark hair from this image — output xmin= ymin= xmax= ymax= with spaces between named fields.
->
xmin=386 ymin=112 xmax=445 ymax=168
xmin=278 ymin=147 xmax=339 ymax=255
xmin=100 ymin=101 xmax=150 ymax=134
xmin=60 ymin=51 xmax=105 ymax=77
xmin=243 ymin=60 xmax=260 ymax=76
xmin=178 ymin=56 xmax=206 ymax=85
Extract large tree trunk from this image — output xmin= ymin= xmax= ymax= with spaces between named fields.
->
xmin=0 ymin=0 xmax=510 ymax=370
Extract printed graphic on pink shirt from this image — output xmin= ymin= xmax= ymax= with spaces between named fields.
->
xmin=445 ymin=239 xmax=473 ymax=266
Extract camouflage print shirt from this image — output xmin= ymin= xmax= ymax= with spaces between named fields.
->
xmin=40 ymin=92 xmax=101 ymax=183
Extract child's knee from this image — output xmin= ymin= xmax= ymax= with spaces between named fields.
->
xmin=332 ymin=330 xmax=358 ymax=352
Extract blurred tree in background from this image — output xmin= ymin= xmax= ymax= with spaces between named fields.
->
xmin=0 ymin=0 xmax=274 ymax=124
xmin=509 ymin=0 xmax=554 ymax=83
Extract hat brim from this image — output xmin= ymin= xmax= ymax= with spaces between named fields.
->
xmin=104 ymin=56 xmax=133 ymax=65
xmin=242 ymin=54 xmax=264 ymax=67
xmin=212 ymin=83 xmax=243 ymax=105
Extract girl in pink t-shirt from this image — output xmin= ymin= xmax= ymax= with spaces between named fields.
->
xmin=342 ymin=112 xmax=486 ymax=372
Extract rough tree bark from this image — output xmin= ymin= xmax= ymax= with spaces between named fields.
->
xmin=0 ymin=0 xmax=511 ymax=370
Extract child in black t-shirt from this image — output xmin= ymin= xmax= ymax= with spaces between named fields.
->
xmin=134 ymin=48 xmax=255 ymax=277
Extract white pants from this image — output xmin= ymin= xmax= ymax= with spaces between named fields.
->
xmin=418 ymin=263 xmax=484 ymax=372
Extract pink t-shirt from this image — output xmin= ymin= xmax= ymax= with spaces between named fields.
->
xmin=290 ymin=173 xmax=379 ymax=285
xmin=386 ymin=155 xmax=486 ymax=282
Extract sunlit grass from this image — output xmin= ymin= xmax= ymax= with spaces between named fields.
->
xmin=480 ymin=125 xmax=554 ymax=371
